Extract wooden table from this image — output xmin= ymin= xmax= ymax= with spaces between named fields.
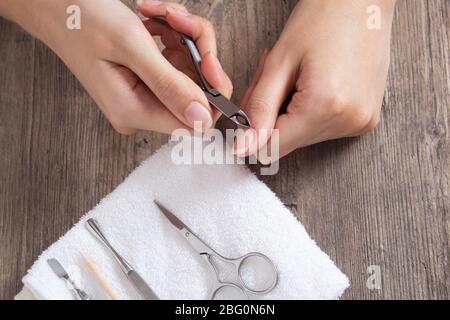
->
xmin=0 ymin=0 xmax=448 ymax=299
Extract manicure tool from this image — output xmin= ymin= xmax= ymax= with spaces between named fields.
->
xmin=86 ymin=218 xmax=159 ymax=300
xmin=154 ymin=201 xmax=278 ymax=300
xmin=152 ymin=16 xmax=251 ymax=129
xmin=80 ymin=252 xmax=119 ymax=300
xmin=47 ymin=258 xmax=91 ymax=300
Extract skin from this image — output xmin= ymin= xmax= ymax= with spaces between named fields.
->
xmin=237 ymin=0 xmax=397 ymax=162
xmin=0 ymin=0 xmax=232 ymax=134
xmin=0 ymin=0 xmax=396 ymax=161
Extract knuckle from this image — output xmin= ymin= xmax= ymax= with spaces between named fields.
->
xmin=189 ymin=16 xmax=215 ymax=40
xmin=323 ymin=92 xmax=349 ymax=119
xmin=200 ymin=18 xmax=215 ymax=34
xmin=365 ymin=111 xmax=381 ymax=132
xmin=246 ymin=96 xmax=272 ymax=115
xmin=370 ymin=112 xmax=381 ymax=129
xmin=350 ymin=108 xmax=374 ymax=133
xmin=175 ymin=3 xmax=187 ymax=10
xmin=154 ymin=73 xmax=180 ymax=103
xmin=170 ymin=3 xmax=188 ymax=12
xmin=316 ymin=85 xmax=382 ymax=134
xmin=197 ymin=19 xmax=215 ymax=42
xmin=116 ymin=24 xmax=147 ymax=51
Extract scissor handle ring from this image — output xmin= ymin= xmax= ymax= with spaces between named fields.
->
xmin=236 ymin=252 xmax=278 ymax=294
xmin=211 ymin=282 xmax=249 ymax=300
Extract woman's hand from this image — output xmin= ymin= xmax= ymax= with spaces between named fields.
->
xmin=238 ymin=0 xmax=396 ymax=162
xmin=1 ymin=0 xmax=232 ymax=134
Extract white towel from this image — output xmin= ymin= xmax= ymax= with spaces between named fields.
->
xmin=18 ymin=138 xmax=349 ymax=300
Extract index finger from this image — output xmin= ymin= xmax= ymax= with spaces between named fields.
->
xmin=138 ymin=1 xmax=217 ymax=56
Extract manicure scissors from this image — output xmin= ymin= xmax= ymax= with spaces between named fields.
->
xmin=154 ymin=201 xmax=278 ymax=300
xmin=152 ymin=17 xmax=251 ymax=129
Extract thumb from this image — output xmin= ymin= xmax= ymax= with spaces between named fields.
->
xmin=127 ymin=39 xmax=213 ymax=130
xmin=236 ymin=53 xmax=295 ymax=156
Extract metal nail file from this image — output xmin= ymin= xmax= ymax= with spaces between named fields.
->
xmin=86 ymin=218 xmax=159 ymax=300
xmin=47 ymin=258 xmax=91 ymax=300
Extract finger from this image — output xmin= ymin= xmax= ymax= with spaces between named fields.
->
xmin=237 ymin=53 xmax=296 ymax=156
xmin=256 ymin=92 xmax=340 ymax=163
xmin=137 ymin=1 xmax=224 ymax=129
xmin=257 ymin=112 xmax=306 ymax=164
xmin=137 ymin=0 xmax=189 ymax=17
xmin=98 ymin=63 xmax=191 ymax=134
xmin=138 ymin=1 xmax=218 ymax=57
xmin=353 ymin=106 xmax=381 ymax=136
xmin=257 ymin=104 xmax=324 ymax=164
xmin=165 ymin=8 xmax=217 ymax=57
xmin=200 ymin=51 xmax=233 ymax=122
xmin=143 ymin=20 xmax=180 ymax=50
xmin=128 ymin=81 xmax=192 ymax=134
xmin=162 ymin=50 xmax=232 ymax=125
xmin=123 ymin=27 xmax=213 ymax=130
xmin=153 ymin=19 xmax=229 ymax=98
xmin=233 ymin=50 xmax=272 ymax=156
xmin=240 ymin=49 xmax=270 ymax=108
xmin=142 ymin=19 xmax=168 ymax=37
xmin=201 ymin=52 xmax=233 ymax=99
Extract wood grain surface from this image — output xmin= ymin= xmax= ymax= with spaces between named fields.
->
xmin=0 ymin=0 xmax=448 ymax=299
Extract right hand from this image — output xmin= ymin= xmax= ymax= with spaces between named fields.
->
xmin=2 ymin=0 xmax=232 ymax=134
xmin=237 ymin=0 xmax=394 ymax=161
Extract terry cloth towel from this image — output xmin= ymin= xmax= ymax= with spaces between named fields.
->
xmin=18 ymin=138 xmax=349 ymax=300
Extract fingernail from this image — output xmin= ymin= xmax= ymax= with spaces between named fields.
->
xmin=166 ymin=6 xmax=191 ymax=16
xmin=233 ymin=130 xmax=255 ymax=155
xmin=139 ymin=0 xmax=162 ymax=6
xmin=184 ymin=102 xmax=213 ymax=129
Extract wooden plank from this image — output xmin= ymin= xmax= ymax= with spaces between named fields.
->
xmin=0 ymin=18 xmax=37 ymax=299
xmin=0 ymin=0 xmax=448 ymax=299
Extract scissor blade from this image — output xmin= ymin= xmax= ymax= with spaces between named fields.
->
xmin=154 ymin=201 xmax=188 ymax=231
xmin=155 ymin=201 xmax=215 ymax=256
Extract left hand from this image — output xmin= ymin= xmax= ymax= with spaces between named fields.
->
xmin=237 ymin=0 xmax=396 ymax=162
